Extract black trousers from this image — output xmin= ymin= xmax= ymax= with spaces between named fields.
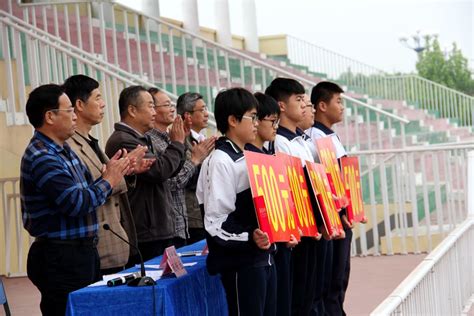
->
xmin=274 ymin=243 xmax=293 ymax=316
xmin=325 ymin=229 xmax=352 ymax=316
xmin=187 ymin=227 xmax=206 ymax=245
xmin=27 ymin=239 xmax=101 ymax=316
xmin=291 ymin=238 xmax=318 ymax=316
xmin=311 ymin=238 xmax=332 ymax=316
xmin=221 ymin=263 xmax=277 ymax=316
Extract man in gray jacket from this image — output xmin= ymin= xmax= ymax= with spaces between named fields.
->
xmin=105 ymin=85 xmax=186 ymax=262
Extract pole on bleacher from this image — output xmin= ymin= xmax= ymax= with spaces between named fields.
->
xmin=468 ymin=151 xmax=474 ymax=219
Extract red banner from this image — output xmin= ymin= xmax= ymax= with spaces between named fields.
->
xmin=277 ymin=153 xmax=318 ymax=238
xmin=305 ymin=161 xmax=344 ymax=237
xmin=340 ymin=157 xmax=366 ymax=224
xmin=315 ymin=137 xmax=347 ymax=209
xmin=244 ymin=150 xmax=300 ymax=243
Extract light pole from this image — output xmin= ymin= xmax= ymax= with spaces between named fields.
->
xmin=399 ymin=30 xmax=437 ymax=59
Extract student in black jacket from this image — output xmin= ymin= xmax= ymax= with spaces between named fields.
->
xmin=246 ymin=92 xmax=298 ymax=316
xmin=196 ymin=88 xmax=276 ymax=316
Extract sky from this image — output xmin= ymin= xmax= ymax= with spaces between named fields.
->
xmin=123 ymin=0 xmax=473 ymax=73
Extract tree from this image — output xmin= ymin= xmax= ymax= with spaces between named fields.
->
xmin=416 ymin=37 xmax=474 ymax=96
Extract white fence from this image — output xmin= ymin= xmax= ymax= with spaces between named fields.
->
xmin=370 ymin=150 xmax=474 ymax=315
xmin=351 ymin=143 xmax=473 ymax=256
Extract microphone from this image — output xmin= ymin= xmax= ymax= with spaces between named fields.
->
xmin=107 ymin=272 xmax=140 ymax=287
xmin=103 ymin=224 xmax=155 ymax=287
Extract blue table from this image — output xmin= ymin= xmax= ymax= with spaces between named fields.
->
xmin=65 ymin=240 xmax=228 ymax=316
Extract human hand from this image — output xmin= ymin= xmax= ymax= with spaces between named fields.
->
xmin=285 ymin=234 xmax=298 ymax=248
xmin=253 ymin=229 xmax=271 ymax=250
xmin=341 ymin=215 xmax=353 ymax=229
xmin=169 ymin=116 xmax=186 ymax=144
xmin=191 ymin=137 xmax=215 ymax=165
xmin=102 ymin=149 xmax=131 ymax=187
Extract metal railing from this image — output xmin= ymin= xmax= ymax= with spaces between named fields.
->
xmin=9 ymin=0 xmax=409 ymax=151
xmin=371 ymin=200 xmax=474 ymax=314
xmin=367 ymin=75 xmax=474 ymax=127
xmin=369 ymin=150 xmax=474 ymax=315
xmin=0 ymin=9 xmax=218 ymax=145
xmin=284 ymin=36 xmax=474 ymax=127
xmin=286 ymin=35 xmax=385 ymax=90
xmin=352 ymin=144 xmax=473 ymax=256
xmin=0 ymin=177 xmax=32 ymax=277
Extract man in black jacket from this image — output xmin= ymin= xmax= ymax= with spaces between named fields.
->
xmin=105 ymin=85 xmax=186 ymax=262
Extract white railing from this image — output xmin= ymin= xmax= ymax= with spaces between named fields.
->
xmin=8 ymin=0 xmax=409 ymax=151
xmin=0 ymin=177 xmax=32 ymax=277
xmin=352 ymin=144 xmax=473 ymax=256
xmin=371 ymin=151 xmax=474 ymax=316
xmin=284 ymin=36 xmax=474 ymax=127
xmin=370 ymin=220 xmax=474 ymax=315
xmin=369 ymin=150 xmax=474 ymax=315
xmin=0 ymin=9 xmax=216 ymax=144
xmin=286 ymin=35 xmax=385 ymax=90
xmin=368 ymin=75 xmax=474 ymax=127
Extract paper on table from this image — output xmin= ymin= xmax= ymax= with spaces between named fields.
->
xmin=88 ymin=262 xmax=199 ymax=287
xmin=137 ymin=262 xmax=198 ymax=270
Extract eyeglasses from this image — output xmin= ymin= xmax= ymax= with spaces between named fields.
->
xmin=49 ymin=108 xmax=75 ymax=114
xmin=261 ymin=118 xmax=280 ymax=127
xmin=241 ymin=113 xmax=258 ymax=123
xmin=155 ymin=102 xmax=176 ymax=108
xmin=189 ymin=106 xmax=208 ymax=113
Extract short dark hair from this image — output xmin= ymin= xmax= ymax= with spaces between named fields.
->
xmin=254 ymin=92 xmax=280 ymax=120
xmin=311 ymin=81 xmax=344 ymax=107
xmin=176 ymin=92 xmax=203 ymax=116
xmin=26 ymin=84 xmax=64 ymax=128
xmin=147 ymin=87 xmax=160 ymax=97
xmin=118 ymin=85 xmax=148 ymax=119
xmin=214 ymin=88 xmax=258 ymax=134
xmin=62 ymin=75 xmax=99 ymax=106
xmin=265 ymin=77 xmax=305 ymax=103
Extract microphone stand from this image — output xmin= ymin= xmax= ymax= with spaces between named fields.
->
xmin=103 ymin=224 xmax=156 ymax=287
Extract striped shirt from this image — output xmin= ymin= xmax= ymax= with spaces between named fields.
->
xmin=20 ymin=131 xmax=112 ymax=240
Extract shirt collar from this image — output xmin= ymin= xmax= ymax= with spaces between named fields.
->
xmin=312 ymin=121 xmax=334 ymax=135
xmin=216 ymin=136 xmax=244 ymax=162
xmin=190 ymin=129 xmax=204 ymax=142
xmin=34 ymin=130 xmax=68 ymax=154
xmin=277 ymin=125 xmax=299 ymax=141
xmin=117 ymin=122 xmax=145 ymax=137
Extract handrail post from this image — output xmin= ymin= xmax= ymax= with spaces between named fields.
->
xmin=468 ymin=151 xmax=474 ymax=219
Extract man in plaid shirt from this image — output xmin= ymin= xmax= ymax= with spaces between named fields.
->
xmin=21 ymin=84 xmax=130 ymax=316
xmin=147 ymin=88 xmax=214 ymax=247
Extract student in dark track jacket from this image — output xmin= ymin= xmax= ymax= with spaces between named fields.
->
xmin=197 ymin=88 xmax=276 ymax=316
xmin=245 ymin=92 xmax=298 ymax=316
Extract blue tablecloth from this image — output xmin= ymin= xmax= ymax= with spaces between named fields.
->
xmin=65 ymin=240 xmax=228 ymax=316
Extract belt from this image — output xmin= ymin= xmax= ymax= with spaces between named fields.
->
xmin=35 ymin=236 xmax=98 ymax=247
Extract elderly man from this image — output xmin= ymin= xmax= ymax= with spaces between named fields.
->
xmin=148 ymin=89 xmax=214 ymax=247
xmin=63 ymin=75 xmax=154 ymax=274
xmin=21 ymin=84 xmax=130 ymax=316
xmin=105 ymin=86 xmax=186 ymax=262
xmin=176 ymin=92 xmax=215 ymax=244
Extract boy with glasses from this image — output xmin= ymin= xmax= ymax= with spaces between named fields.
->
xmin=197 ymin=88 xmax=276 ymax=316
xmin=246 ymin=92 xmax=298 ymax=316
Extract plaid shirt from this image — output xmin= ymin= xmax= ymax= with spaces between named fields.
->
xmin=147 ymin=128 xmax=194 ymax=239
xmin=20 ymin=131 xmax=111 ymax=239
